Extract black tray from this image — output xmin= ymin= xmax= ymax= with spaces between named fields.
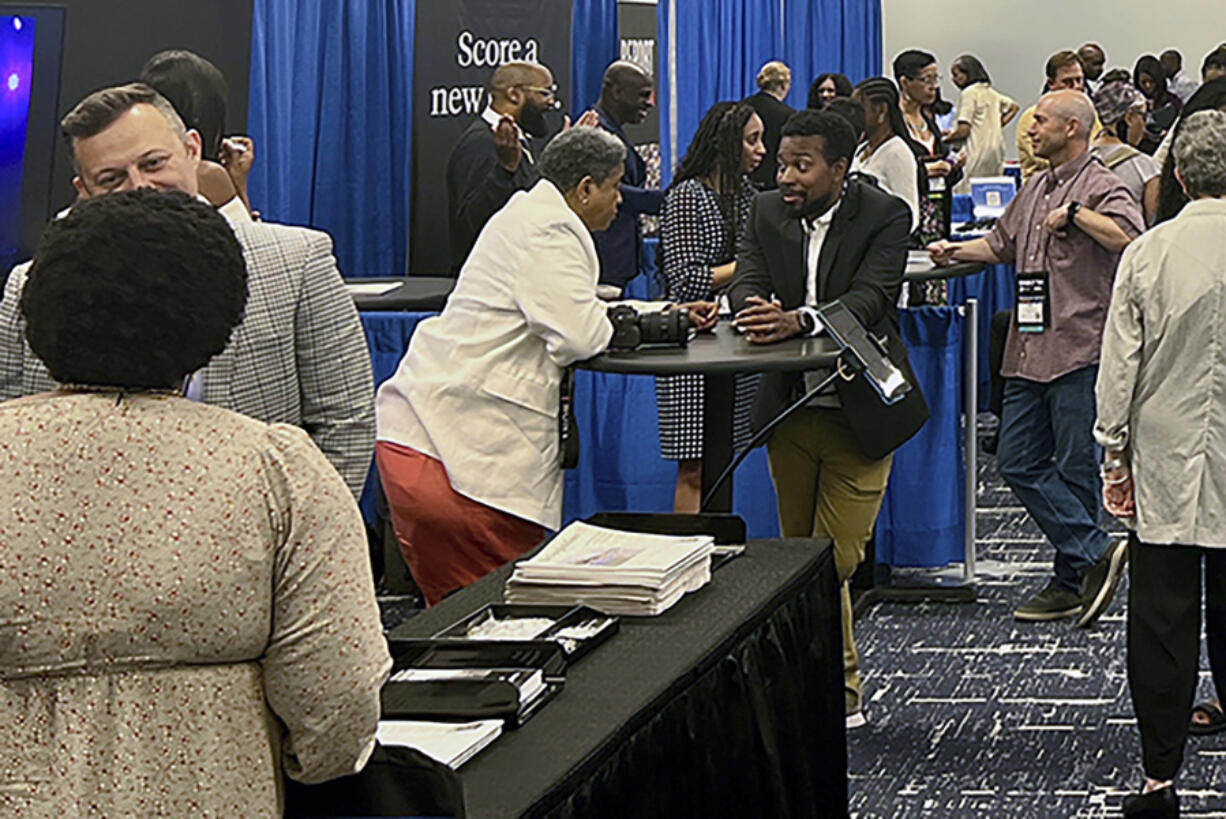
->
xmin=433 ymin=604 xmax=620 ymax=666
xmin=386 ymin=637 xmax=567 ymax=681
xmin=381 ymin=674 xmax=562 ymax=728
xmin=382 ymin=637 xmax=566 ymax=728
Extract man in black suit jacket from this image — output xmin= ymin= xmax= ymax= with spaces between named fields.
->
xmin=445 ymin=62 xmax=557 ymax=274
xmin=742 ymin=61 xmax=796 ymax=190
xmin=593 ymin=61 xmax=665 ymax=288
xmin=729 ymin=109 xmax=929 ymax=729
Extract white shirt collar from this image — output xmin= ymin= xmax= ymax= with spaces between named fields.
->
xmin=801 ymin=197 xmax=841 ymax=233
xmin=480 ymin=105 xmax=525 ymax=140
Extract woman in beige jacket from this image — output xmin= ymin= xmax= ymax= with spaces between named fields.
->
xmin=1095 ymin=110 xmax=1226 ymax=819
xmin=0 ymin=190 xmax=390 ymax=817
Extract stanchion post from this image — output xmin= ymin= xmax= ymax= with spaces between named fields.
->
xmin=963 ymin=298 xmax=978 ymax=582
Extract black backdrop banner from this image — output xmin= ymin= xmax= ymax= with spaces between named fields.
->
xmin=616 ymin=1 xmax=658 ymax=147
xmin=410 ymin=0 xmax=573 ymax=276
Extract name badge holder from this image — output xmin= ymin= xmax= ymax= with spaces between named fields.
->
xmin=1015 ymin=270 xmax=1051 ymax=333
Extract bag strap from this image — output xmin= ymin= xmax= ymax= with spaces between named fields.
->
xmin=1104 ymin=144 xmax=1141 ymax=170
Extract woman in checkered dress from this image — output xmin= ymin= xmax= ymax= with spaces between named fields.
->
xmin=656 ymin=101 xmax=766 ymax=512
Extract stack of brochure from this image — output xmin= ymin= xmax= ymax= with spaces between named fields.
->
xmin=376 ymin=719 xmax=503 ymax=768
xmin=505 ymin=521 xmax=714 ymax=615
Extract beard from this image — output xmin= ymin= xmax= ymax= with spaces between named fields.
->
xmin=785 ymin=188 xmax=837 ymax=219
xmin=520 ymin=104 xmax=549 ymax=138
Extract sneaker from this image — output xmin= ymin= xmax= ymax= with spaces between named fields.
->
xmin=1076 ymin=537 xmax=1129 ymax=628
xmin=1013 ymin=581 xmax=1082 ymax=621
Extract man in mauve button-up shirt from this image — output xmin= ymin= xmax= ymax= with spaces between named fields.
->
xmin=929 ymin=90 xmax=1144 ymax=626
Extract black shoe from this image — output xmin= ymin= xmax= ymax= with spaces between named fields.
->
xmin=1013 ymin=581 xmax=1082 ymax=621
xmin=1122 ymin=786 xmax=1178 ymax=818
xmin=1076 ymin=537 xmax=1129 ymax=628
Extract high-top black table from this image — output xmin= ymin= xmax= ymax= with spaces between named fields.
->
xmin=386 ymin=538 xmax=845 ymax=819
xmin=904 ymin=254 xmax=983 ymax=282
xmin=578 ymin=323 xmax=841 ymax=512
xmin=344 ymin=276 xmax=457 ymax=311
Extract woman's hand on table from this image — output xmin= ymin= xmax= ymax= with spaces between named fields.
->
xmin=676 ymin=301 xmax=719 ymax=332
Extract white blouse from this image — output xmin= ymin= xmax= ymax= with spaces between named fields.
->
xmin=851 ymin=135 xmax=920 ymax=233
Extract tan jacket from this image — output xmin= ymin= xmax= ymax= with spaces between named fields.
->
xmin=1095 ymin=198 xmax=1226 ymax=547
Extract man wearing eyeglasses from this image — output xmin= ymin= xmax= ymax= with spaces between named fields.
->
xmin=447 ymin=61 xmax=582 ymax=273
xmin=590 ymin=61 xmax=665 ymax=289
xmin=1016 ymin=50 xmax=1104 ymax=183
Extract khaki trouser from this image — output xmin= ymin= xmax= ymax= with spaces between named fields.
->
xmin=766 ymin=407 xmax=893 ymax=714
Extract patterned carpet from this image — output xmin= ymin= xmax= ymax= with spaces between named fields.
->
xmin=849 ymin=446 xmax=1226 ymax=818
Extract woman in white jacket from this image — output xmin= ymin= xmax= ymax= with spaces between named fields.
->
xmin=1095 ymin=110 xmax=1226 ymax=819
xmin=375 ymin=127 xmax=627 ymax=605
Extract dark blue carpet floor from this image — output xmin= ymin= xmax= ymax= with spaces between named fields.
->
xmin=849 ymin=448 xmax=1226 ymax=818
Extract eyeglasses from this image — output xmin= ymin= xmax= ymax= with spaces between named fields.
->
xmin=517 ymin=83 xmax=558 ymax=100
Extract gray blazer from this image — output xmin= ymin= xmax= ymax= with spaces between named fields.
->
xmin=0 ymin=219 xmax=375 ymax=499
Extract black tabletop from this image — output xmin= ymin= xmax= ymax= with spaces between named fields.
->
xmin=387 ymin=538 xmax=838 ymax=819
xmin=345 ymin=276 xmax=457 ymax=312
xmin=904 ymin=252 xmax=984 ymax=282
xmin=578 ymin=321 xmax=840 ymax=376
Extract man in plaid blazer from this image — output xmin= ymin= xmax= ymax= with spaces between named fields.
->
xmin=0 ymin=83 xmax=374 ymax=499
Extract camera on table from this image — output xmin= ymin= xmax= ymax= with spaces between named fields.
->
xmin=607 ymin=304 xmax=691 ymax=351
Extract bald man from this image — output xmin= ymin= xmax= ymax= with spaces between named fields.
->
xmin=930 ymin=90 xmax=1144 ymax=627
xmin=1078 ymin=43 xmax=1106 ymax=86
xmin=591 ymin=60 xmax=665 ymax=288
xmin=446 ymin=61 xmax=558 ymax=273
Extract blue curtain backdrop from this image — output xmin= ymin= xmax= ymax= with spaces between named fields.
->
xmin=657 ymin=0 xmax=782 ymax=186
xmin=571 ymin=0 xmax=619 ymax=116
xmin=781 ymin=0 xmax=882 ymax=109
xmin=247 ymin=0 xmax=415 ymax=278
xmin=659 ymin=0 xmax=880 ymax=184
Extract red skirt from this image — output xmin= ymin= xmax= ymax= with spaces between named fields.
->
xmin=376 ymin=441 xmax=546 ymax=606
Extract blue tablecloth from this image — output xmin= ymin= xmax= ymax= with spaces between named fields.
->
xmin=875 ymin=307 xmax=964 ymax=567
xmin=949 ymin=263 xmax=1014 ymax=400
xmin=360 ymin=298 xmax=969 ymax=566
xmin=949 ymin=193 xmax=1016 ymax=399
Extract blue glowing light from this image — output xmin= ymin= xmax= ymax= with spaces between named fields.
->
xmin=11 ymin=18 xmax=21 ymax=32
xmin=6 ymin=73 xmax=17 ymax=92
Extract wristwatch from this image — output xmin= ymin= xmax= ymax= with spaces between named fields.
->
xmin=1067 ymin=200 xmax=1082 ymax=226
xmin=794 ymin=306 xmax=814 ymax=335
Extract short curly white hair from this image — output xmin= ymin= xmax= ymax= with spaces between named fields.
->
xmin=1173 ymin=110 xmax=1226 ymax=199
xmin=537 ymin=127 xmax=626 ymax=192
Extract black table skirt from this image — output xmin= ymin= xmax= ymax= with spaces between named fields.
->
xmin=345 ymin=276 xmax=456 ymax=311
xmin=389 ymin=538 xmax=846 ymax=819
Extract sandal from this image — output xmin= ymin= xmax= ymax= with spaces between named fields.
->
xmin=1190 ymin=700 xmax=1226 ymax=736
